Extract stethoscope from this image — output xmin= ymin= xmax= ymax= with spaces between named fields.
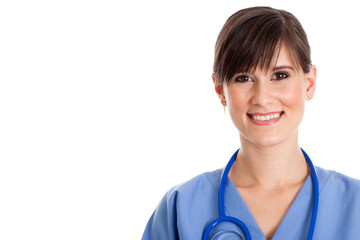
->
xmin=202 ymin=148 xmax=319 ymax=240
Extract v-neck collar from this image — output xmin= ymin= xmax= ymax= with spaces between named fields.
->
xmin=222 ymin=168 xmax=322 ymax=239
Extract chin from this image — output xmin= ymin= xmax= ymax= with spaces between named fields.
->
xmin=242 ymin=128 xmax=299 ymax=148
xmin=240 ymin=131 xmax=289 ymax=148
xmin=253 ymin=137 xmax=283 ymax=148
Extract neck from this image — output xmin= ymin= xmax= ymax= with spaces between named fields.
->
xmin=230 ymin=133 xmax=309 ymax=190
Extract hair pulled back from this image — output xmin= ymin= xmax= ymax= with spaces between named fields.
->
xmin=213 ymin=7 xmax=311 ymax=86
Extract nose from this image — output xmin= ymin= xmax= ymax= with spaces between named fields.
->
xmin=250 ymin=81 xmax=274 ymax=106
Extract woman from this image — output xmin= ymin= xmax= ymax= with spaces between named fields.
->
xmin=142 ymin=7 xmax=360 ymax=240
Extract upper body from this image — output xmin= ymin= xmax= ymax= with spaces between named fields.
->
xmin=142 ymin=165 xmax=360 ymax=239
xmin=143 ymin=6 xmax=360 ymax=240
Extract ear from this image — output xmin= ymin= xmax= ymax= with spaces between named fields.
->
xmin=305 ymin=65 xmax=317 ymax=100
xmin=212 ymin=74 xmax=225 ymax=100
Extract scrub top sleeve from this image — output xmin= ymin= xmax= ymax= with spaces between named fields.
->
xmin=142 ymin=189 xmax=179 ymax=240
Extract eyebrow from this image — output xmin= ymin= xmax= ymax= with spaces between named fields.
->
xmin=272 ymin=65 xmax=296 ymax=71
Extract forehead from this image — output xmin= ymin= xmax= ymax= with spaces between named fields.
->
xmin=253 ymin=45 xmax=300 ymax=73
xmin=236 ymin=43 xmax=302 ymax=76
xmin=274 ymin=46 xmax=295 ymax=67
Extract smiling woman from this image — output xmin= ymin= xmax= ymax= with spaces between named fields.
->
xmin=142 ymin=6 xmax=360 ymax=240
xmin=217 ymin=46 xmax=315 ymax=148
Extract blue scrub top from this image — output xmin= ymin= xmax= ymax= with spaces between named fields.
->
xmin=142 ymin=166 xmax=360 ymax=239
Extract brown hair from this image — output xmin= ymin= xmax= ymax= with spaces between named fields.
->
xmin=213 ymin=6 xmax=311 ymax=86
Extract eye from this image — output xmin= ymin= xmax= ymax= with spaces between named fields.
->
xmin=235 ymin=75 xmax=253 ymax=83
xmin=272 ymin=72 xmax=289 ymax=80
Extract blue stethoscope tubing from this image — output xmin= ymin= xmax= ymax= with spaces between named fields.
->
xmin=202 ymin=148 xmax=319 ymax=240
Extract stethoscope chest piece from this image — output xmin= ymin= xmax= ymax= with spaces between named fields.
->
xmin=212 ymin=230 xmax=244 ymax=240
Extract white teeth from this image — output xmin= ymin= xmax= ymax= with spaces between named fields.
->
xmin=251 ymin=112 xmax=281 ymax=121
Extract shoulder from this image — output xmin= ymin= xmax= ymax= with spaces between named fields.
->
xmin=317 ymin=166 xmax=360 ymax=195
xmin=142 ymin=169 xmax=222 ymax=240
xmin=159 ymin=169 xmax=222 ymax=213
xmin=167 ymin=169 xmax=222 ymax=198
xmin=317 ymin=166 xmax=360 ymax=213
xmin=315 ymin=167 xmax=360 ymax=236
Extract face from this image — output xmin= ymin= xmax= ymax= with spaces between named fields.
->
xmin=214 ymin=46 xmax=316 ymax=148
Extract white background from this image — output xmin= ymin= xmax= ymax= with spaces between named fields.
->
xmin=1 ymin=0 xmax=359 ymax=239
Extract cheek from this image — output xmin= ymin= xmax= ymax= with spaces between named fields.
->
xmin=226 ymin=88 xmax=248 ymax=113
xmin=225 ymin=88 xmax=252 ymax=133
xmin=281 ymin=82 xmax=306 ymax=115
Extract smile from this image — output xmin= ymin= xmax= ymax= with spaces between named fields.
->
xmin=250 ymin=112 xmax=283 ymax=121
xmin=247 ymin=111 xmax=284 ymax=125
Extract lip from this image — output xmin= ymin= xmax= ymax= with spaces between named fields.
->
xmin=247 ymin=111 xmax=284 ymax=126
